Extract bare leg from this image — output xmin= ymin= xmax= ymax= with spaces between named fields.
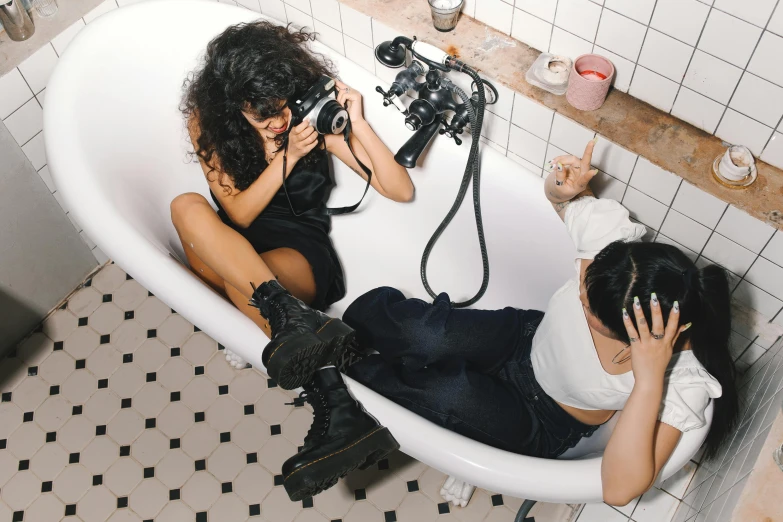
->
xmin=172 ymin=193 xmax=318 ymax=339
xmin=171 ymin=192 xmax=275 ymax=300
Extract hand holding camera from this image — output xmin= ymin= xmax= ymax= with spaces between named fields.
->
xmin=334 ymin=79 xmax=364 ymax=123
xmin=287 ymin=121 xmax=319 ymax=161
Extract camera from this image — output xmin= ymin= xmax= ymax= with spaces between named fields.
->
xmin=290 ymin=76 xmax=349 ymax=135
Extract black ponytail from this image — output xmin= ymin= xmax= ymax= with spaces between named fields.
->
xmin=585 ymin=241 xmax=738 ymax=461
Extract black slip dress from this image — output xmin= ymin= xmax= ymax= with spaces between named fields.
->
xmin=210 ymin=147 xmax=346 ymax=311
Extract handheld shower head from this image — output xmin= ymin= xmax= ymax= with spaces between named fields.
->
xmin=375 ymin=38 xmax=411 ymax=68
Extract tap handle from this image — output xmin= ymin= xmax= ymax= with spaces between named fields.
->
xmin=439 ymin=123 xmax=463 ymax=146
xmin=375 ymin=85 xmax=394 ymax=107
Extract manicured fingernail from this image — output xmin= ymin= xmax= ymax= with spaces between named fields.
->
xmin=682 ymin=322 xmax=692 ymax=331
xmin=622 ymin=308 xmax=629 ymax=319
xmin=557 ymin=162 xmax=563 ymax=171
xmin=633 ymin=296 xmax=641 ymax=309
xmin=651 ymin=292 xmax=659 ymax=306
xmin=592 ymin=136 xmax=599 ymax=144
xmin=673 ymin=301 xmax=680 ymax=313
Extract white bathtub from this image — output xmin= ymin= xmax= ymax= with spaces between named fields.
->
xmin=44 ymin=0 xmax=710 ymax=504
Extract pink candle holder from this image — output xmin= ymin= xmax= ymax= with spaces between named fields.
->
xmin=566 ymin=54 xmax=615 ymax=111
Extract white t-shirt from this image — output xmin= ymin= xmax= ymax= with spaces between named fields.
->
xmin=530 ymin=197 xmax=722 ymax=432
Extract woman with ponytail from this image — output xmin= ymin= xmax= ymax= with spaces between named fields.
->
xmin=342 ymin=139 xmax=738 ymax=506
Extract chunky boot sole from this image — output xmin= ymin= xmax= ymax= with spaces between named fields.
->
xmin=283 ymin=426 xmax=400 ymax=501
xmin=264 ymin=319 xmax=356 ymax=390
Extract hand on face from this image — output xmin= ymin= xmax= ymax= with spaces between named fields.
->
xmin=334 ymin=79 xmax=364 ymax=123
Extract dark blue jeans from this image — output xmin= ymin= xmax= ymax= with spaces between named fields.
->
xmin=344 ymin=287 xmax=598 ymax=458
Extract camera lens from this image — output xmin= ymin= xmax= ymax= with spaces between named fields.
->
xmin=309 ymin=98 xmax=348 ymax=134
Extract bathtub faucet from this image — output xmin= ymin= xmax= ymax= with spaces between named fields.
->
xmin=375 ymin=61 xmax=427 ymax=113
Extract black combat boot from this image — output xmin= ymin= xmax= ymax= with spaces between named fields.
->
xmin=251 ymin=280 xmax=355 ymax=390
xmin=282 ymin=367 xmax=399 ymax=501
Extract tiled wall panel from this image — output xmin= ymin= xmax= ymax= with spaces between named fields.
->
xmin=1 ymin=1 xmax=781 ymax=520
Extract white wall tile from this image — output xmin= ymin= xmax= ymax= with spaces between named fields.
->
xmin=21 ymin=131 xmax=47 ymax=171
xmin=52 ymin=190 xmax=68 ymax=213
xmin=311 ymin=0 xmax=341 ymax=30
xmin=595 ymin=9 xmax=647 ymax=61
xmin=733 ymin=280 xmax=783 ymax=317
xmin=555 ymin=0 xmax=602 ymax=42
xmin=650 ymin=0 xmax=711 ymax=46
xmin=37 ymin=165 xmax=56 ymax=192
xmin=591 ymin=137 xmax=638 ymax=183
xmin=93 ymin=247 xmax=110 ymax=264
xmin=462 ymin=0 xmax=476 ymax=17
xmin=605 ymin=0 xmax=656 ymax=24
xmin=258 ymin=0 xmax=287 ymax=22
xmin=240 ymin=0 xmax=260 ymax=11
xmin=285 ymin=4 xmax=314 ymax=29
xmin=36 ymin=89 xmax=46 ymax=108
xmin=716 ymin=206 xmax=776 ymax=253
xmin=729 ymin=73 xmax=783 ymax=128
xmin=745 ymin=256 xmax=783 ymax=300
xmin=549 ymin=114 xmax=595 ymax=156
xmin=577 ymin=503 xmax=629 ymax=521
xmin=629 ymin=66 xmax=680 ymax=112
xmin=3 ymin=98 xmax=43 ymax=146
xmin=284 ymin=0 xmax=310 ymax=15
xmin=343 ymin=36 xmax=375 ymax=72
xmin=769 ymin=3 xmax=783 ymax=35
xmin=83 ymin=0 xmax=119 ymax=24
xmin=507 ymin=151 xmax=544 ymax=176
xmin=715 ymin=109 xmax=774 ymax=156
xmin=671 ymin=181 xmax=728 ymax=228
xmin=660 ymin=210 xmax=712 ymax=252
xmin=314 ymin=20 xmax=345 ymax=55
xmin=671 ymin=87 xmax=726 ymax=134
xmin=51 ymin=19 xmax=86 ymax=56
xmin=80 ymin=230 xmax=96 ymax=250
xmin=622 ymin=187 xmax=668 ymax=229
xmin=659 ymin=461 xmax=698 ymax=500
xmin=516 ymin=0 xmax=558 ymax=23
xmin=761 ymin=231 xmax=783 ymax=267
xmin=549 ymin=26 xmax=593 ymax=58
xmin=485 ymin=79 xmax=514 ymax=120
xmin=747 ymin=31 xmax=783 ymax=87
xmin=629 ymin=158 xmax=681 ymax=205
xmin=637 ymin=29 xmax=694 ymax=82
xmin=728 ymin=330 xmax=753 ymax=360
xmin=481 ymin=111 xmax=511 ymax=147
xmin=737 ymin=343 xmax=767 ymax=371
xmin=511 ymin=94 xmax=554 ymax=140
xmin=700 ymin=10 xmax=764 ymax=67
xmin=0 ymin=68 xmax=34 ymax=120
xmin=714 ymin=0 xmax=778 ymax=27
xmin=656 ymin=234 xmax=699 ymax=262
xmin=511 ymin=8 xmax=553 ymax=52
xmin=761 ymin=132 xmax=783 ymax=169
xmin=18 ymin=44 xmax=58 ymax=95
xmin=340 ymin=4 xmax=371 ymax=44
xmin=475 ymin=0 xmax=514 ymax=34
xmin=593 ymin=46 xmax=635 ymax=92
xmin=631 ymin=488 xmax=681 ymax=522
xmin=371 ymin=18 xmax=399 ymax=49
xmin=590 ymin=171 xmax=627 ymax=201
xmin=613 ymin=497 xmax=640 ymax=518
xmin=545 ymin=142 xmax=569 ymax=164
xmin=702 ymin=233 xmax=757 ymax=276
xmin=508 ymin=124 xmax=548 ymax=166
xmin=683 ymin=51 xmax=743 ymax=104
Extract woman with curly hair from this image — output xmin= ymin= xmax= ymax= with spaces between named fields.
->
xmin=172 ymin=21 xmax=412 ymax=500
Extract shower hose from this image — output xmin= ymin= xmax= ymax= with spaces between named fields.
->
xmin=420 ymin=60 xmax=489 ymax=308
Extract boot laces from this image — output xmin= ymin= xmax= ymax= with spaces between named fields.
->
xmin=249 ymin=286 xmax=287 ymax=332
xmin=286 ymin=388 xmax=330 ymax=443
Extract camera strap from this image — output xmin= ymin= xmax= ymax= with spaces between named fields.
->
xmin=281 ymin=117 xmax=372 ymax=217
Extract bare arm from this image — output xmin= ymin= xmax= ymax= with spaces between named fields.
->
xmin=543 ymin=139 xmax=598 ymax=220
xmin=602 ymin=292 xmax=689 ymax=505
xmin=325 ymin=80 xmax=414 ymax=203
xmin=189 ymin=117 xmax=318 ymax=228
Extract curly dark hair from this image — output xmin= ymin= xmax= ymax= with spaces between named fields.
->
xmin=181 ymin=21 xmax=334 ymax=193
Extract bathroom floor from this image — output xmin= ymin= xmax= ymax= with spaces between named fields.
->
xmin=0 ymin=263 xmax=592 ymax=522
